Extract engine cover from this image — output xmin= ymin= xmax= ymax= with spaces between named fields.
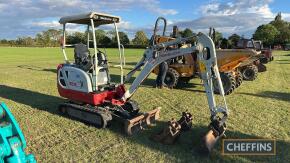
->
xmin=57 ymin=64 xmax=126 ymax=105
xmin=57 ymin=64 xmax=93 ymax=93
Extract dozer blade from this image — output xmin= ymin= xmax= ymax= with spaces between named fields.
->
xmin=124 ymin=107 xmax=161 ymax=135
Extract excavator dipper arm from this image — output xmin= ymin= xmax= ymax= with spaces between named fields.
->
xmin=123 ymin=36 xmax=199 ymax=100
xmin=122 ymin=32 xmax=228 ymax=153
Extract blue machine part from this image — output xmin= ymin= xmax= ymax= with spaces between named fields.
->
xmin=0 ymin=102 xmax=36 ymax=163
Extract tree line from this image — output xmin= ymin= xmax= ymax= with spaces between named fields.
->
xmin=0 ymin=29 xmax=142 ymax=48
xmin=208 ymin=12 xmax=290 ymax=48
xmin=0 ymin=13 xmax=289 ymax=48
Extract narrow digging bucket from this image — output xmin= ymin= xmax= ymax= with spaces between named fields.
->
xmin=201 ymin=130 xmax=221 ymax=153
xmin=150 ymin=118 xmax=182 ymax=145
xmin=199 ymin=127 xmax=225 ymax=155
xmin=124 ymin=107 xmax=161 ymax=135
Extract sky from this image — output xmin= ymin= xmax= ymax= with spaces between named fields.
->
xmin=0 ymin=0 xmax=290 ymax=39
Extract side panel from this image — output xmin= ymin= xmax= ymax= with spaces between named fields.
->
xmin=57 ymin=85 xmax=126 ymax=105
xmin=57 ymin=65 xmax=93 ymax=93
xmin=57 ymin=64 xmax=126 ymax=105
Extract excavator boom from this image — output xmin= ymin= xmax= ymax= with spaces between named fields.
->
xmin=122 ymin=32 xmax=228 ymax=153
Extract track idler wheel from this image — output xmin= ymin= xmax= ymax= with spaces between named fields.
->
xmin=200 ymin=117 xmax=227 ymax=154
xmin=124 ymin=107 xmax=161 ymax=135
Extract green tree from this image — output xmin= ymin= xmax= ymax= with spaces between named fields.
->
xmin=228 ymin=34 xmax=241 ymax=48
xmin=0 ymin=39 xmax=8 ymax=44
xmin=179 ymin=28 xmax=193 ymax=38
xmin=220 ymin=38 xmax=229 ymax=49
xmin=46 ymin=29 xmax=61 ymax=46
xmin=35 ymin=33 xmax=47 ymax=47
xmin=23 ymin=37 xmax=34 ymax=46
xmin=35 ymin=29 xmax=61 ymax=46
xmin=67 ymin=32 xmax=86 ymax=45
xmin=270 ymin=12 xmax=290 ymax=44
xmin=112 ymin=31 xmax=130 ymax=45
xmin=94 ymin=29 xmax=106 ymax=44
xmin=99 ymin=36 xmax=112 ymax=46
xmin=213 ymin=31 xmax=222 ymax=41
xmin=212 ymin=30 xmax=223 ymax=48
xmin=132 ymin=31 xmax=149 ymax=46
xmin=253 ymin=24 xmax=279 ymax=47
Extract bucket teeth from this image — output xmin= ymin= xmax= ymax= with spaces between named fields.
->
xmin=124 ymin=107 xmax=161 ymax=135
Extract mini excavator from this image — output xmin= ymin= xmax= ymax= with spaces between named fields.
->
xmin=57 ymin=12 xmax=228 ymax=153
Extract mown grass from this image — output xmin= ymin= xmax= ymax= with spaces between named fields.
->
xmin=0 ymin=47 xmax=289 ymax=162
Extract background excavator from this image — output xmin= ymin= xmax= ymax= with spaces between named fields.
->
xmin=56 ymin=12 xmax=228 ymax=153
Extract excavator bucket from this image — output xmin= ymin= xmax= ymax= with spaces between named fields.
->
xmin=200 ymin=130 xmax=223 ymax=154
xmin=150 ymin=118 xmax=182 ymax=145
xmin=124 ymin=107 xmax=161 ymax=135
xmin=150 ymin=111 xmax=193 ymax=144
xmin=199 ymin=118 xmax=226 ymax=154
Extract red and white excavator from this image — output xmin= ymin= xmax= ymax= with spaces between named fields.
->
xmin=57 ymin=12 xmax=228 ymax=153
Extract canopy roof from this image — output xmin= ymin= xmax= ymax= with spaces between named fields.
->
xmin=59 ymin=12 xmax=120 ymax=25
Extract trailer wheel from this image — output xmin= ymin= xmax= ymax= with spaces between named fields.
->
xmin=213 ymin=72 xmax=236 ymax=95
xmin=164 ymin=68 xmax=180 ymax=88
xmin=235 ymin=70 xmax=243 ymax=88
xmin=242 ymin=65 xmax=258 ymax=81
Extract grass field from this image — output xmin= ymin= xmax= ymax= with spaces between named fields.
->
xmin=0 ymin=47 xmax=289 ymax=162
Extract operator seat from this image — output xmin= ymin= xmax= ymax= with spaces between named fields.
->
xmin=74 ymin=43 xmax=111 ymax=89
xmin=74 ymin=43 xmax=93 ymax=72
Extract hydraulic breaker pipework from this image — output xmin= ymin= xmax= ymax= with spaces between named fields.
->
xmin=0 ymin=102 xmax=36 ymax=163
